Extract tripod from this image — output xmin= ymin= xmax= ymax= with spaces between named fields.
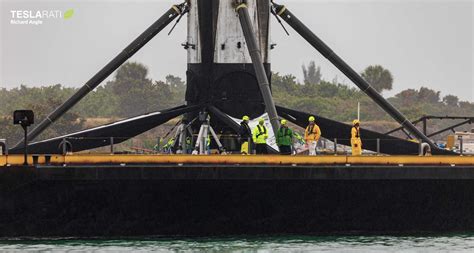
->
xmin=193 ymin=112 xmax=225 ymax=155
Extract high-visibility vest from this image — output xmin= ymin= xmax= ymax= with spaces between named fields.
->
xmin=164 ymin=138 xmax=174 ymax=148
xmin=305 ymin=124 xmax=321 ymax=142
xmin=252 ymin=124 xmax=268 ymax=144
xmin=351 ymin=126 xmax=360 ymax=139
xmin=277 ymin=127 xmax=293 ymax=146
xmin=351 ymin=126 xmax=362 ymax=154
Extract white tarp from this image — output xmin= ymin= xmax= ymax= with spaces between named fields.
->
xmin=229 ymin=113 xmax=279 ymax=151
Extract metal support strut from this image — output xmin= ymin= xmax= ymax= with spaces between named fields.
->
xmin=172 ymin=116 xmax=198 ymax=154
xmin=236 ymin=2 xmax=280 ymax=136
xmin=16 ymin=2 xmax=188 ymax=147
xmin=272 ymin=2 xmax=435 ymax=148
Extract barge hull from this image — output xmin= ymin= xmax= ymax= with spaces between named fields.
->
xmin=1 ymin=163 xmax=473 ymax=237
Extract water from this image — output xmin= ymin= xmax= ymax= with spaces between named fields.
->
xmin=0 ymin=234 xmax=474 ymax=252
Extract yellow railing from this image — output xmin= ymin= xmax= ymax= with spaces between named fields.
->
xmin=1 ymin=154 xmax=473 ymax=166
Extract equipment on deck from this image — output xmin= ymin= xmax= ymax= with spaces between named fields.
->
xmin=194 ymin=111 xmax=226 ymax=154
xmin=13 ymin=110 xmax=34 ymax=165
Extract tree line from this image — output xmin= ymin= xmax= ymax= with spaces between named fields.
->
xmin=274 ymin=61 xmax=473 ymax=123
xmin=1 ymin=61 xmax=473 ymax=145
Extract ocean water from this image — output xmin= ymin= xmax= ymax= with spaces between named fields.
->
xmin=0 ymin=234 xmax=474 ymax=252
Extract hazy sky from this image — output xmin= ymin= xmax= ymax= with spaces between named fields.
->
xmin=1 ymin=0 xmax=473 ymax=102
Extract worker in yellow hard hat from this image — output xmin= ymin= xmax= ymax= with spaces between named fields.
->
xmin=304 ymin=116 xmax=321 ymax=156
xmin=238 ymin=115 xmax=252 ymax=154
xmin=276 ymin=119 xmax=293 ymax=155
xmin=163 ymin=138 xmax=175 ymax=154
xmin=351 ymin=119 xmax=362 ymax=156
xmin=252 ymin=118 xmax=269 ymax=154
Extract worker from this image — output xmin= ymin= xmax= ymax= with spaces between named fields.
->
xmin=304 ymin=116 xmax=321 ymax=156
xmin=351 ymin=119 xmax=362 ymax=156
xmin=239 ymin=115 xmax=252 ymax=154
xmin=163 ymin=138 xmax=175 ymax=154
xmin=206 ymin=134 xmax=211 ymax=154
xmin=276 ymin=119 xmax=293 ymax=155
xmin=252 ymin=118 xmax=269 ymax=154
xmin=153 ymin=140 xmax=161 ymax=153
xmin=185 ymin=137 xmax=193 ymax=154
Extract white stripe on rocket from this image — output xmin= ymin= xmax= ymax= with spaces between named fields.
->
xmin=187 ymin=0 xmax=201 ymax=64
xmin=214 ymin=0 xmax=262 ymax=64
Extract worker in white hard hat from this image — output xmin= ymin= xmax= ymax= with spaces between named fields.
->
xmin=304 ymin=116 xmax=321 ymax=156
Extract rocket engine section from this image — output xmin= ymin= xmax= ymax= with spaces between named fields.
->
xmin=185 ymin=0 xmax=271 ymax=118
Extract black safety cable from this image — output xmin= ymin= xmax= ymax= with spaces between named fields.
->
xmin=168 ymin=2 xmax=189 ymax=35
xmin=181 ymin=116 xmax=199 ymax=135
xmin=162 ymin=119 xmax=182 ymax=140
xmin=270 ymin=1 xmax=289 ymax=36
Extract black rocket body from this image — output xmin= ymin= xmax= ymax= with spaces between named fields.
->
xmin=185 ymin=0 xmax=271 ymax=119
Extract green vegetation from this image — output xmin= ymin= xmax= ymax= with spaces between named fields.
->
xmin=1 ymin=61 xmax=473 ymax=146
xmin=0 ymin=62 xmax=185 ymax=144
xmin=361 ymin=65 xmax=393 ymax=93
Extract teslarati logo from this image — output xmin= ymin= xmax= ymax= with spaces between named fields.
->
xmin=10 ymin=9 xmax=74 ymax=25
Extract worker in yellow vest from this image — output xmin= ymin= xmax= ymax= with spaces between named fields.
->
xmin=304 ymin=116 xmax=321 ymax=156
xmin=351 ymin=119 xmax=362 ymax=156
xmin=163 ymin=138 xmax=175 ymax=154
xmin=252 ymin=118 xmax=268 ymax=154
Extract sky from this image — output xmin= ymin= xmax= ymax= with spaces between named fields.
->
xmin=1 ymin=0 xmax=473 ymax=102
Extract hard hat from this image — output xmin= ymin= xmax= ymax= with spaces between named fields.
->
xmin=353 ymin=119 xmax=360 ymax=125
xmin=259 ymin=118 xmax=265 ymax=123
xmin=281 ymin=119 xmax=287 ymax=125
xmin=309 ymin=116 xmax=315 ymax=122
xmin=242 ymin=115 xmax=250 ymax=121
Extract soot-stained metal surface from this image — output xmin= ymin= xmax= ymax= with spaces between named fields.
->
xmin=277 ymin=105 xmax=455 ymax=155
xmin=9 ymin=105 xmax=202 ymax=154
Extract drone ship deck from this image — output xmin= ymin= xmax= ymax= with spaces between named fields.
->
xmin=1 ymin=154 xmax=474 ymax=237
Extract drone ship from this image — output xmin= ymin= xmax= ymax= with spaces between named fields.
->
xmin=0 ymin=0 xmax=473 ymax=237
